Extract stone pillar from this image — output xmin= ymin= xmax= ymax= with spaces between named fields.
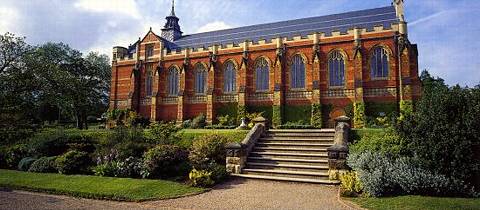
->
xmin=150 ymin=70 xmax=159 ymax=122
xmin=237 ymin=41 xmax=249 ymax=122
xmin=311 ymin=34 xmax=323 ymax=128
xmin=353 ymin=28 xmax=366 ymax=128
xmin=206 ymin=45 xmax=218 ymax=125
xmin=327 ymin=116 xmax=351 ymax=180
xmin=176 ymin=67 xmax=186 ymax=123
xmin=272 ymin=38 xmax=284 ymax=127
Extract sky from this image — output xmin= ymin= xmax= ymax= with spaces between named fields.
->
xmin=0 ymin=0 xmax=479 ymax=86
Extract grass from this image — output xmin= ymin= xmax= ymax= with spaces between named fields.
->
xmin=349 ymin=196 xmax=480 ymax=210
xmin=350 ymin=128 xmax=385 ymax=142
xmin=0 ymin=169 xmax=205 ymax=201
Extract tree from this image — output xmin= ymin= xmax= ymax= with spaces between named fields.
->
xmin=28 ymin=43 xmax=111 ymax=129
xmin=0 ymin=33 xmax=37 ymax=129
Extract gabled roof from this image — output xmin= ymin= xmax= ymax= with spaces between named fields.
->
xmin=169 ymin=6 xmax=398 ymax=50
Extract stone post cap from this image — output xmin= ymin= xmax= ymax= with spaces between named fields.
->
xmin=225 ymin=142 xmax=242 ymax=149
xmin=252 ymin=116 xmax=268 ymax=124
xmin=335 ymin=116 xmax=350 ymax=124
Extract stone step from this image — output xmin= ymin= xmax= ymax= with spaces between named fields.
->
xmin=260 ymin=136 xmax=334 ymax=141
xmin=256 ymin=142 xmax=333 ymax=147
xmin=266 ymin=133 xmax=335 ymax=137
xmin=247 ymin=157 xmax=328 ymax=166
xmin=253 ymin=147 xmax=328 ymax=154
xmin=258 ymin=139 xmax=333 ymax=145
xmin=231 ymin=173 xmax=340 ymax=185
xmin=242 ymin=168 xmax=329 ymax=180
xmin=246 ymin=162 xmax=329 ymax=173
xmin=250 ymin=151 xmax=328 ymax=159
xmin=269 ymin=129 xmax=335 ymax=133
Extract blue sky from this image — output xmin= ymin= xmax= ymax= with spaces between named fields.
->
xmin=0 ymin=0 xmax=479 ymax=86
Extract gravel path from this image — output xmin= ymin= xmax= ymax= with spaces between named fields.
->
xmin=0 ymin=178 xmax=353 ymax=210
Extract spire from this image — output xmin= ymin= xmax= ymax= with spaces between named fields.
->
xmin=169 ymin=0 xmax=176 ymax=17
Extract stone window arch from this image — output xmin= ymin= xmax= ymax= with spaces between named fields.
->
xmin=145 ymin=65 xmax=153 ymax=97
xmin=255 ymin=57 xmax=269 ymax=91
xmin=194 ymin=63 xmax=207 ymax=94
xmin=223 ymin=60 xmax=236 ymax=93
xmin=370 ymin=47 xmax=389 ymax=79
xmin=167 ymin=66 xmax=179 ymax=96
xmin=328 ymin=50 xmax=346 ymax=87
xmin=290 ymin=54 xmax=306 ymax=89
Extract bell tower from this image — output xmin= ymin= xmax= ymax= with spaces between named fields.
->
xmin=161 ymin=0 xmax=183 ymax=42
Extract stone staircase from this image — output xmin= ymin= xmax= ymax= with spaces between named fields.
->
xmin=232 ymin=129 xmax=340 ymax=184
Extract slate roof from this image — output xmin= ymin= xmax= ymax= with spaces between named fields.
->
xmin=167 ymin=6 xmax=399 ymax=50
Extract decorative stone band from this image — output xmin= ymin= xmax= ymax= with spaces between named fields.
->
xmin=226 ymin=120 xmax=267 ymax=174
xmin=161 ymin=96 xmax=178 ymax=104
xmin=186 ymin=95 xmax=207 ymax=104
xmin=140 ymin=98 xmax=152 ymax=105
xmin=286 ymin=91 xmax=313 ymax=100
xmin=322 ymin=89 xmax=355 ymax=98
xmin=110 ymin=100 xmax=128 ymax=107
xmin=247 ymin=92 xmax=274 ymax=101
xmin=364 ymin=87 xmax=397 ymax=97
xmin=215 ymin=94 xmax=238 ymax=103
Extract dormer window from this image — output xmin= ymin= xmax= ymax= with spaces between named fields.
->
xmin=146 ymin=44 xmax=154 ymax=58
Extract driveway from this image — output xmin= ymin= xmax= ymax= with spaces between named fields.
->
xmin=0 ymin=178 xmax=354 ymax=210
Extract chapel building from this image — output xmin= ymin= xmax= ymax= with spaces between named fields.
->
xmin=109 ymin=0 xmax=421 ymax=128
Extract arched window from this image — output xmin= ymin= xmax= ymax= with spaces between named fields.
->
xmin=194 ymin=63 xmax=207 ymax=94
xmin=328 ymin=50 xmax=345 ymax=87
xmin=167 ymin=67 xmax=179 ymax=96
xmin=290 ymin=54 xmax=306 ymax=89
xmin=371 ymin=47 xmax=389 ymax=79
xmin=255 ymin=57 xmax=269 ymax=91
xmin=223 ymin=61 xmax=236 ymax=93
xmin=145 ymin=67 xmax=153 ymax=97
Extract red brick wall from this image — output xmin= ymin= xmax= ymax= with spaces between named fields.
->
xmin=109 ymin=30 xmax=420 ymax=123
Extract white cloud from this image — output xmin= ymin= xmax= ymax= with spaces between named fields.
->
xmin=0 ymin=7 xmax=20 ymax=34
xmin=196 ymin=21 xmax=232 ymax=33
xmin=74 ymin=0 xmax=140 ymax=19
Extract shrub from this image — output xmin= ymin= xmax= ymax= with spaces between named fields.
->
xmin=142 ymin=145 xmax=189 ymax=179
xmin=206 ymin=162 xmax=228 ymax=182
xmin=217 ymin=115 xmax=235 ymax=126
xmin=28 ymin=156 xmax=57 ymax=173
xmin=5 ymin=144 xmax=28 ymax=169
xmin=18 ymin=157 xmax=37 ymax=171
xmin=347 ymin=151 xmax=478 ymax=197
xmin=93 ymin=162 xmax=117 ymax=177
xmin=28 ymin=129 xmax=96 ymax=157
xmin=55 ymin=150 xmax=91 ymax=174
xmin=349 ymin=128 xmax=407 ymax=158
xmin=189 ymin=134 xmax=228 ymax=169
xmin=191 ymin=113 xmax=206 ymax=129
xmin=181 ymin=119 xmax=192 ymax=128
xmin=339 ymin=171 xmax=363 ymax=197
xmin=149 ymin=122 xmax=181 ymax=145
xmin=189 ymin=169 xmax=214 ymax=187
xmin=395 ymin=73 xmax=480 ymax=185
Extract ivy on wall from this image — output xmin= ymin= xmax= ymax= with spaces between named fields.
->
xmin=353 ymin=102 xmax=366 ymax=128
xmin=283 ymin=105 xmax=311 ymax=125
xmin=311 ymin=104 xmax=322 ymax=128
xmin=365 ymin=102 xmax=397 ymax=118
xmin=216 ymin=103 xmax=238 ymax=124
xmin=246 ymin=106 xmax=273 ymax=122
xmin=272 ymin=105 xmax=282 ymax=127
xmin=237 ymin=105 xmax=247 ymax=123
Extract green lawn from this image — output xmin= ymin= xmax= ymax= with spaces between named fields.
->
xmin=0 ymin=169 xmax=204 ymax=201
xmin=350 ymin=196 xmax=480 ymax=210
